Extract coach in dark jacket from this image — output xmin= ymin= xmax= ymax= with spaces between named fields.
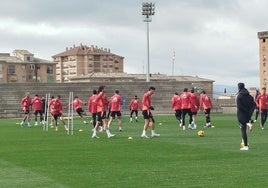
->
xmin=236 ymin=82 xmax=255 ymax=150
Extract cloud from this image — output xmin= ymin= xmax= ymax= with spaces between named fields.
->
xmin=0 ymin=0 xmax=265 ymax=87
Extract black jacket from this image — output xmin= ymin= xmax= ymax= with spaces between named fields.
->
xmin=236 ymin=88 xmax=255 ymax=124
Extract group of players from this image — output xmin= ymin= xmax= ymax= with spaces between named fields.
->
xmin=20 ymin=93 xmax=45 ymax=127
xmin=171 ymin=88 xmax=213 ymax=130
xmin=20 ymin=85 xmax=212 ymax=138
xmin=88 ymin=86 xmax=159 ymax=138
xmin=20 ymin=94 xmax=70 ymax=131
xmin=19 ymin=86 xmax=158 ymax=138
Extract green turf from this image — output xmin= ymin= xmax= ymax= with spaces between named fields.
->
xmin=1 ymin=114 xmax=268 ymax=188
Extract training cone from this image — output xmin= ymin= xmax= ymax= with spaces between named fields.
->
xmin=128 ymin=137 xmax=133 ymax=139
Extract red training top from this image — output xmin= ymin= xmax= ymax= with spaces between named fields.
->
xmin=130 ymin=98 xmax=140 ymax=110
xmin=200 ymin=94 xmax=212 ymax=110
xmin=21 ymin=96 xmax=31 ymax=111
xmin=142 ymin=91 xmax=152 ymax=111
xmin=109 ymin=93 xmax=123 ymax=111
xmin=31 ymin=96 xmax=42 ymax=111
xmin=256 ymin=93 xmax=268 ymax=110
xmin=180 ymin=91 xmax=191 ymax=109
xmin=88 ymin=94 xmax=98 ymax=113
xmin=190 ymin=93 xmax=199 ymax=113
xmin=171 ymin=94 xmax=181 ymax=110
xmin=49 ymin=98 xmax=63 ymax=115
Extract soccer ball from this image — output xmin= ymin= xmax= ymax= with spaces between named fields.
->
xmin=198 ymin=130 xmax=205 ymax=137
xmin=89 ymin=120 xmax=93 ymax=124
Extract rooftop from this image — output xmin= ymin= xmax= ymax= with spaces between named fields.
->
xmin=258 ymin=31 xmax=268 ymax=39
xmin=0 ymin=50 xmax=55 ymax=64
xmin=52 ymin=43 xmax=124 ymax=58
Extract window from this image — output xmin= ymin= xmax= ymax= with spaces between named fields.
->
xmin=68 ymin=56 xmax=74 ymax=61
xmin=21 ymin=65 xmax=26 ymax=70
xmin=22 ymin=76 xmax=26 ymax=81
xmin=94 ymin=55 xmax=100 ymax=61
xmin=263 ymin=39 xmax=266 ymax=43
xmin=27 ymin=56 xmax=31 ymax=61
xmin=47 ymin=65 xmax=53 ymax=74
xmin=62 ymin=56 xmax=68 ymax=62
xmin=8 ymin=65 xmax=15 ymax=74
xmin=29 ymin=64 xmax=35 ymax=70
xmin=263 ymin=55 xmax=266 ymax=61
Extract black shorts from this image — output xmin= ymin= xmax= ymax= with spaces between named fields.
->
xmin=24 ymin=110 xmax=30 ymax=114
xmin=204 ymin=108 xmax=211 ymax=115
xmin=76 ymin=108 xmax=84 ymax=116
xmin=23 ymin=107 xmax=30 ymax=114
xmin=97 ymin=111 xmax=107 ymax=122
xmin=191 ymin=111 xmax=198 ymax=115
xmin=34 ymin=110 xmax=43 ymax=115
xmin=53 ymin=113 xmax=62 ymax=120
xmin=110 ymin=111 xmax=122 ymax=118
xmin=142 ymin=110 xmax=153 ymax=119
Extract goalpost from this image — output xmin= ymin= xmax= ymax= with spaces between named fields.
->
xmin=43 ymin=93 xmax=50 ymax=132
xmin=67 ymin=91 xmax=74 ymax=135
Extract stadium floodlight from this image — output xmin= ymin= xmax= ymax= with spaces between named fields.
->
xmin=142 ymin=2 xmax=155 ymax=82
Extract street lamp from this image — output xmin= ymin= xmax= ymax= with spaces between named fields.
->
xmin=142 ymin=2 xmax=155 ymax=82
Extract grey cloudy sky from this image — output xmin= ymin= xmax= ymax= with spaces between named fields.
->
xmin=0 ymin=0 xmax=266 ymax=87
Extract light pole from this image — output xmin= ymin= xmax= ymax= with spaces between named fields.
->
xmin=142 ymin=2 xmax=155 ymax=82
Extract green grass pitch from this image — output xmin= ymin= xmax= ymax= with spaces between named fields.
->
xmin=1 ymin=113 xmax=268 ymax=188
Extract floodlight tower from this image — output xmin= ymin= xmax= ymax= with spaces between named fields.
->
xmin=142 ymin=2 xmax=155 ymax=82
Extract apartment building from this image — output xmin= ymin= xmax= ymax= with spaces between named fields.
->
xmin=0 ymin=50 xmax=56 ymax=83
xmin=258 ymin=31 xmax=268 ymax=87
xmin=52 ymin=44 xmax=124 ymax=82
